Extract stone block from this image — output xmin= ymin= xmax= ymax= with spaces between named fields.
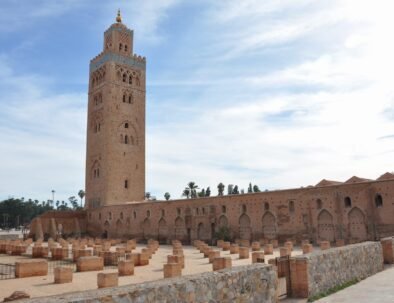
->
xmin=251 ymin=241 xmax=261 ymax=251
xmin=280 ymin=247 xmax=291 ymax=257
xmin=77 ymin=256 xmax=104 ymax=272
xmin=136 ymin=252 xmax=149 ymax=266
xmin=302 ymin=243 xmax=313 ymax=254
xmin=163 ymin=263 xmax=182 ymax=278
xmin=264 ymin=244 xmax=274 ymax=255
xmin=51 ymin=247 xmax=68 ymax=260
xmin=212 ymin=257 xmax=232 ymax=271
xmin=97 ymin=272 xmax=118 ymax=288
xmin=116 ymin=247 xmax=126 ymax=255
xmin=230 ymin=244 xmax=239 ymax=254
xmin=167 ymin=254 xmax=185 ymax=268
xmin=32 ymin=246 xmax=48 ymax=258
xmin=118 ymin=260 xmax=134 ymax=276
xmin=320 ymin=241 xmax=330 ymax=250
xmin=203 ymin=247 xmax=212 ymax=258
xmin=284 ymin=241 xmax=293 ymax=252
xmin=271 ymin=239 xmax=279 ymax=248
xmin=15 ymin=259 xmax=48 ymax=278
xmin=239 ymin=247 xmax=250 ymax=259
xmin=336 ymin=239 xmax=345 ymax=247
xmin=252 ymin=251 xmax=265 ymax=263
xmin=301 ymin=239 xmax=309 ymax=246
xmin=54 ymin=267 xmax=73 ymax=284
xmin=208 ymin=250 xmax=221 ymax=263
xmin=222 ymin=241 xmax=231 ymax=251
xmin=217 ymin=240 xmax=224 ymax=248
xmin=142 ymin=248 xmax=152 ymax=259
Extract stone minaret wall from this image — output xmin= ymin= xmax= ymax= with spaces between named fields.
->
xmin=86 ymin=13 xmax=146 ymax=208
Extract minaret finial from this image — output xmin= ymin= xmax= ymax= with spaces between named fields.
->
xmin=116 ymin=9 xmax=122 ymax=23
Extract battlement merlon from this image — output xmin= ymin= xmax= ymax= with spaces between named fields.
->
xmin=89 ymin=52 xmax=146 ymax=73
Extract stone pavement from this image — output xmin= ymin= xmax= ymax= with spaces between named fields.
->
xmin=281 ymin=265 xmax=394 ymax=303
xmin=315 ymin=265 xmax=394 ymax=303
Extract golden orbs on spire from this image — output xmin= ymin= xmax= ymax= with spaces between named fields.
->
xmin=116 ymin=9 xmax=122 ymax=23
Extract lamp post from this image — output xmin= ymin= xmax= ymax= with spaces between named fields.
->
xmin=51 ymin=190 xmax=55 ymax=208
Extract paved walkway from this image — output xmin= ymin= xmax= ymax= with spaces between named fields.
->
xmin=315 ymin=265 xmax=394 ymax=303
xmin=281 ymin=265 xmax=394 ymax=303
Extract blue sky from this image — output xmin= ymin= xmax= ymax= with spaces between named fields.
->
xmin=0 ymin=0 xmax=393 ymax=203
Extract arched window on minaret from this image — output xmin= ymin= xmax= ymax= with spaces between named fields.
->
xmin=129 ymin=75 xmax=132 ymax=84
xmin=125 ymin=45 xmax=128 ymax=52
xmin=125 ymin=135 xmax=129 ymax=144
xmin=136 ymin=76 xmax=140 ymax=86
xmin=119 ymin=43 xmax=123 ymax=51
xmin=122 ymin=74 xmax=127 ymax=82
xmin=123 ymin=94 xmax=126 ymax=103
xmin=128 ymin=95 xmax=132 ymax=104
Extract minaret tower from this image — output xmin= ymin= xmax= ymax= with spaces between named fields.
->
xmin=85 ymin=11 xmax=146 ymax=207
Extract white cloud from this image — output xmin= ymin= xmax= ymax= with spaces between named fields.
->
xmin=146 ymin=1 xmax=394 ymax=198
xmin=0 ymin=57 xmax=86 ymax=202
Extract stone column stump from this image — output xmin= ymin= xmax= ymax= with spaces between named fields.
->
xmin=212 ymin=257 xmax=232 ymax=271
xmin=251 ymin=242 xmax=261 ymax=251
xmin=230 ymin=244 xmax=239 ymax=254
xmin=239 ymin=247 xmax=250 ymax=259
xmin=163 ymin=263 xmax=182 ymax=278
xmin=54 ymin=267 xmax=73 ymax=284
xmin=208 ymin=250 xmax=221 ymax=263
xmin=118 ymin=260 xmax=134 ymax=276
xmin=97 ymin=272 xmax=118 ymax=288
xmin=252 ymin=251 xmax=265 ymax=263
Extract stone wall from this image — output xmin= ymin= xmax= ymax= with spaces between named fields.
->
xmin=85 ymin=176 xmax=394 ymax=244
xmin=290 ymin=241 xmax=383 ymax=298
xmin=21 ymin=264 xmax=277 ymax=303
xmin=29 ymin=211 xmax=86 ymax=240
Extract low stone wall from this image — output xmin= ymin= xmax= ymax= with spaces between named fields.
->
xmin=21 ymin=264 xmax=277 ymax=303
xmin=290 ymin=241 xmax=383 ymax=298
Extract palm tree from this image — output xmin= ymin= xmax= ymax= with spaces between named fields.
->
xmin=182 ymin=188 xmax=190 ymax=199
xmin=186 ymin=182 xmax=199 ymax=198
xmin=78 ymin=190 xmax=85 ymax=208
xmin=217 ymin=183 xmax=225 ymax=196
xmin=164 ymin=192 xmax=171 ymax=201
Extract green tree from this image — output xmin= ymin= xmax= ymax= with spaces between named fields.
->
xmin=253 ymin=185 xmax=261 ymax=193
xmin=217 ymin=183 xmax=225 ymax=196
xmin=185 ymin=182 xmax=199 ymax=198
xmin=205 ymin=187 xmax=211 ymax=197
xmin=198 ymin=188 xmax=206 ymax=197
xmin=164 ymin=192 xmax=171 ymax=201
xmin=214 ymin=226 xmax=231 ymax=241
xmin=232 ymin=185 xmax=239 ymax=194
xmin=182 ymin=188 xmax=190 ymax=199
xmin=248 ymin=182 xmax=253 ymax=193
xmin=78 ymin=189 xmax=85 ymax=207
xmin=68 ymin=196 xmax=79 ymax=210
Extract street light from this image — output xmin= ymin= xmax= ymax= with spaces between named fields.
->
xmin=51 ymin=190 xmax=55 ymax=207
